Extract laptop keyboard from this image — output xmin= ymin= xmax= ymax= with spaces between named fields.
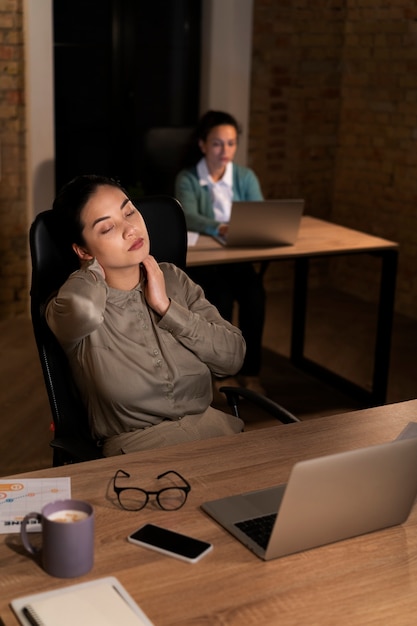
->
xmin=235 ymin=513 xmax=277 ymax=550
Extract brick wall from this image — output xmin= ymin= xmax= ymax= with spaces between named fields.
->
xmin=250 ymin=0 xmax=346 ymax=293
xmin=0 ymin=0 xmax=27 ymax=319
xmin=331 ymin=0 xmax=417 ymax=314
xmin=250 ymin=0 xmax=417 ymax=319
xmin=251 ymin=0 xmax=345 ymax=216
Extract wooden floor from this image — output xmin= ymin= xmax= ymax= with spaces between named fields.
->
xmin=1 ymin=287 xmax=416 ymax=476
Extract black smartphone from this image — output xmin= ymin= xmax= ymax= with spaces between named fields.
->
xmin=127 ymin=523 xmax=213 ymax=563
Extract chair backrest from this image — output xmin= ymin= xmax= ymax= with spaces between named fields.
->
xmin=30 ymin=195 xmax=187 ymax=465
xmin=136 ymin=195 xmax=187 ymax=268
xmin=142 ymin=127 xmax=194 ymax=195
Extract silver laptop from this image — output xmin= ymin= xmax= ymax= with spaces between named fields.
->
xmin=201 ymin=438 xmax=417 ymax=560
xmin=214 ymin=199 xmax=304 ymax=247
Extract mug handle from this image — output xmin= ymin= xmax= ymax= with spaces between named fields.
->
xmin=21 ymin=512 xmax=42 ymax=554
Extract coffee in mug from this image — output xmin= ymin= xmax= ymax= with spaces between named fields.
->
xmin=48 ymin=509 xmax=89 ymax=523
xmin=20 ymin=499 xmax=94 ymax=578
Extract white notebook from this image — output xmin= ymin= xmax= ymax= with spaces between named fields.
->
xmin=11 ymin=577 xmax=154 ymax=626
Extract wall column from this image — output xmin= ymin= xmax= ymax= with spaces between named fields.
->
xmin=200 ymin=0 xmax=254 ymax=165
xmin=23 ymin=0 xmax=55 ymax=217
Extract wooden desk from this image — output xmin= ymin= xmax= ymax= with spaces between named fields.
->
xmin=187 ymin=216 xmax=399 ymax=406
xmin=1 ymin=399 xmax=417 ymax=626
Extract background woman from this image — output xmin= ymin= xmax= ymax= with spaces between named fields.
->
xmin=175 ymin=110 xmax=266 ymax=394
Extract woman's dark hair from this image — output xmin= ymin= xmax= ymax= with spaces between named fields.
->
xmin=182 ymin=110 xmax=242 ymax=167
xmin=196 ymin=110 xmax=241 ymax=142
xmin=52 ymin=174 xmax=125 ymax=247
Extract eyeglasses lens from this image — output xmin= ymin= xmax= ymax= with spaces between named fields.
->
xmin=118 ymin=488 xmax=148 ymax=511
xmin=158 ymin=488 xmax=187 ymax=510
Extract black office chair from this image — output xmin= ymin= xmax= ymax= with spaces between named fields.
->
xmin=141 ymin=126 xmax=194 ymax=195
xmin=30 ymin=195 xmax=298 ymax=466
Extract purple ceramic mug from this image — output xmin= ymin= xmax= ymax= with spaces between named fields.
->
xmin=20 ymin=499 xmax=94 ymax=578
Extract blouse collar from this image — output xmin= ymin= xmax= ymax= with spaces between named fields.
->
xmin=197 ymin=157 xmax=233 ymax=188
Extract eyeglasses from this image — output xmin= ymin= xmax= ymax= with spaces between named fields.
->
xmin=113 ymin=469 xmax=191 ymax=511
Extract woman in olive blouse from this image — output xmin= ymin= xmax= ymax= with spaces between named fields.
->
xmin=46 ymin=174 xmax=245 ymax=456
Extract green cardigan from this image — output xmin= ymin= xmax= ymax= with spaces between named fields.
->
xmin=175 ymin=163 xmax=263 ymax=235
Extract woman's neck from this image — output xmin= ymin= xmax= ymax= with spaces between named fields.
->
xmin=206 ymin=160 xmax=226 ymax=183
xmin=105 ymin=265 xmax=141 ymax=291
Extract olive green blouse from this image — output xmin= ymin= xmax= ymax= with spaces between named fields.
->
xmin=46 ymin=261 xmax=245 ymax=441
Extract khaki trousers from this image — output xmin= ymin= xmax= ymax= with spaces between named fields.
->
xmin=102 ymin=406 xmax=244 ymax=456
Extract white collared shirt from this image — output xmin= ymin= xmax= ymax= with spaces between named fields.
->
xmin=197 ymin=158 xmax=233 ymax=223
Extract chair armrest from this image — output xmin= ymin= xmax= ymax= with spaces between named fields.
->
xmin=219 ymin=386 xmax=300 ymax=424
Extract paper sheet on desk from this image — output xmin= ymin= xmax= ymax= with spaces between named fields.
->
xmin=395 ymin=422 xmax=417 ymax=440
xmin=0 ymin=477 xmax=70 ymax=533
xmin=11 ymin=577 xmax=154 ymax=626
xmin=187 ymin=231 xmax=199 ymax=246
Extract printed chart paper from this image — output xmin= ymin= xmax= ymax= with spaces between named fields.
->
xmin=0 ymin=477 xmax=71 ymax=533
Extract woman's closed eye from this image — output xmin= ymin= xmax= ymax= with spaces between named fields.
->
xmin=99 ymin=212 xmax=136 ymax=234
xmin=100 ymin=223 xmax=114 ymax=235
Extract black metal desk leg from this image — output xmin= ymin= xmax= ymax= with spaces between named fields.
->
xmin=371 ymin=249 xmax=398 ymax=406
xmin=291 ymin=257 xmax=309 ymax=365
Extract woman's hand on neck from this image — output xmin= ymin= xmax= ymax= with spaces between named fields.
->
xmin=141 ymin=255 xmax=170 ymax=316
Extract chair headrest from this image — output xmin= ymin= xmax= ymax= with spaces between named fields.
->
xmin=30 ymin=210 xmax=80 ymax=307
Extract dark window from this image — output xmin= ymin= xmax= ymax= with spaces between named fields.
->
xmin=53 ymin=0 xmax=201 ymax=192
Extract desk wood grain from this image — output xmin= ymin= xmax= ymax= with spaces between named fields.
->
xmin=186 ymin=215 xmax=398 ymax=266
xmin=1 ymin=400 xmax=417 ymax=625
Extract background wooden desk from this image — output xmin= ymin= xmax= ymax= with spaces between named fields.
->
xmin=187 ymin=216 xmax=399 ymax=406
xmin=1 ymin=399 xmax=416 ymax=625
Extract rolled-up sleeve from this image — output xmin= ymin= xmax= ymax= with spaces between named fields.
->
xmin=46 ymin=263 xmax=108 ymax=348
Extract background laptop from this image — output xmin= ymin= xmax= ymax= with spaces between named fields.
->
xmin=201 ymin=437 xmax=417 ymax=560
xmin=214 ymin=199 xmax=304 ymax=247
